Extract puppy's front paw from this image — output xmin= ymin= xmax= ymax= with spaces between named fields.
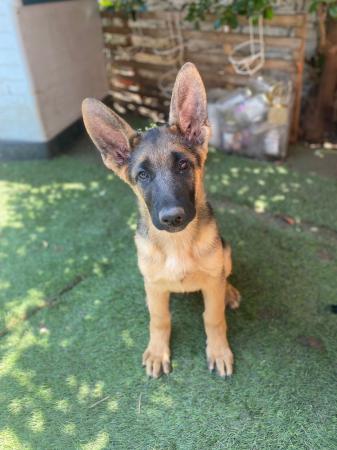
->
xmin=206 ymin=345 xmax=233 ymax=377
xmin=142 ymin=345 xmax=171 ymax=378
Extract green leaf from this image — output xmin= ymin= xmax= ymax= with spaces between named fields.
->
xmin=264 ymin=6 xmax=274 ymax=20
xmin=228 ymin=14 xmax=239 ymax=29
xmin=186 ymin=0 xmax=275 ymax=30
xmin=328 ymin=4 xmax=337 ymax=18
xmin=309 ymin=0 xmax=319 ymax=13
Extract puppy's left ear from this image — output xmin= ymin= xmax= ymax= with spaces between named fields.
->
xmin=169 ymin=62 xmax=208 ymax=145
xmin=82 ymin=98 xmax=136 ymax=179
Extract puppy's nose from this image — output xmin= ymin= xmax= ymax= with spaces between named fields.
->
xmin=159 ymin=207 xmax=186 ymax=227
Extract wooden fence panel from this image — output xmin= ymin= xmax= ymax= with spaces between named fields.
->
xmin=101 ymin=11 xmax=307 ymax=141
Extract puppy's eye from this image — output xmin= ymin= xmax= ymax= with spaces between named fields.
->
xmin=178 ymin=159 xmax=189 ymax=172
xmin=137 ymin=170 xmax=149 ymax=182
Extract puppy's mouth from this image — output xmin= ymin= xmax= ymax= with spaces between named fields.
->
xmin=158 ymin=222 xmax=189 ymax=233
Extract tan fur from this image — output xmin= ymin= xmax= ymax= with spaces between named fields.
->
xmin=82 ymin=63 xmax=241 ymax=378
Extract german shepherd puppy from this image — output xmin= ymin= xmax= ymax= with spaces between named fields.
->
xmin=82 ymin=63 xmax=241 ymax=378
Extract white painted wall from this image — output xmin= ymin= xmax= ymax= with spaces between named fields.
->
xmin=0 ymin=0 xmax=108 ymax=144
xmin=18 ymin=0 xmax=109 ymax=140
xmin=0 ymin=0 xmax=45 ymax=142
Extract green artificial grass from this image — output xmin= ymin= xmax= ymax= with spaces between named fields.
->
xmin=0 ymin=147 xmax=337 ymax=450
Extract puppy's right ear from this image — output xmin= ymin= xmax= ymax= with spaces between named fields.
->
xmin=82 ymin=98 xmax=136 ymax=179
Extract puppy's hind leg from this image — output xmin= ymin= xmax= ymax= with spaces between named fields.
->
xmin=223 ymin=243 xmax=241 ymax=310
xmin=226 ymin=283 xmax=241 ymax=310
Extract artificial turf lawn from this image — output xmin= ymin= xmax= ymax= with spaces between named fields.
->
xmin=0 ymin=147 xmax=336 ymax=450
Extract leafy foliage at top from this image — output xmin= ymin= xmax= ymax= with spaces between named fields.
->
xmin=98 ymin=0 xmax=147 ymax=15
xmin=309 ymin=0 xmax=337 ymax=18
xmin=185 ymin=0 xmax=275 ymax=29
xmin=98 ymin=0 xmax=275 ymax=28
xmin=98 ymin=0 xmax=337 ymax=28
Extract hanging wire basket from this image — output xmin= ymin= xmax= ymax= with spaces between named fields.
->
xmin=228 ymin=16 xmax=265 ymax=76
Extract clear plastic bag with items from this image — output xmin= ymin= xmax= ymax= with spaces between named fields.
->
xmin=207 ymin=76 xmax=293 ymax=160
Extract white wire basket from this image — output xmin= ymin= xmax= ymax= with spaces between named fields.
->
xmin=228 ymin=16 xmax=265 ymax=76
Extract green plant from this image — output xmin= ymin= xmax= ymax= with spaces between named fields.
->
xmin=309 ymin=0 xmax=337 ymax=18
xmin=185 ymin=0 xmax=276 ymax=29
xmin=98 ymin=0 xmax=147 ymax=15
xmin=98 ymin=0 xmax=337 ymax=29
xmin=99 ymin=1 xmax=276 ymax=27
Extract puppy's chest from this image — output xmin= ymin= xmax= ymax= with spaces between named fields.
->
xmin=162 ymin=248 xmax=196 ymax=282
xmin=136 ymin=236 xmax=223 ymax=292
xmin=139 ymin=243 xmax=197 ymax=281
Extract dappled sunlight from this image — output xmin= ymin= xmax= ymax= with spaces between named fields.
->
xmin=77 ymin=380 xmax=106 ymax=404
xmin=62 ymin=422 xmax=76 ymax=436
xmin=275 ymin=166 xmax=288 ymax=175
xmin=150 ymin=385 xmax=174 ymax=409
xmin=0 ymin=330 xmax=45 ymax=378
xmin=0 ymin=160 xmax=142 ymax=445
xmin=62 ymin=182 xmax=87 ymax=191
xmin=237 ymin=185 xmax=249 ymax=195
xmin=270 ymin=194 xmax=285 ymax=202
xmin=127 ymin=212 xmax=138 ymax=231
xmin=205 ymin=153 xmax=337 ymax=232
xmin=1 ymin=313 xmax=123 ymax=446
xmin=230 ymin=167 xmax=240 ymax=177
xmin=8 ymin=398 xmax=25 ymax=415
xmin=27 ymin=410 xmax=45 ymax=433
xmin=221 ymin=174 xmax=230 ymax=187
xmin=0 ymin=296 xmax=137 ymax=447
xmin=59 ymin=338 xmax=71 ymax=349
xmin=0 ymin=156 xmax=138 ymax=338
xmin=82 ymin=431 xmax=110 ymax=450
xmin=92 ymin=257 xmax=110 ymax=277
xmin=0 ymin=428 xmax=23 ymax=449
xmin=0 ymin=181 xmax=25 ymax=229
xmin=121 ymin=329 xmax=135 ymax=348
xmin=1 ymin=288 xmax=45 ymax=331
xmin=0 ymin=280 xmax=11 ymax=292
xmin=106 ymin=398 xmax=119 ymax=412
xmin=254 ymin=198 xmax=268 ymax=213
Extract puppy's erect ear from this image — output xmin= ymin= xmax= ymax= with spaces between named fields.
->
xmin=82 ymin=98 xmax=136 ymax=178
xmin=169 ymin=62 xmax=208 ymax=146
